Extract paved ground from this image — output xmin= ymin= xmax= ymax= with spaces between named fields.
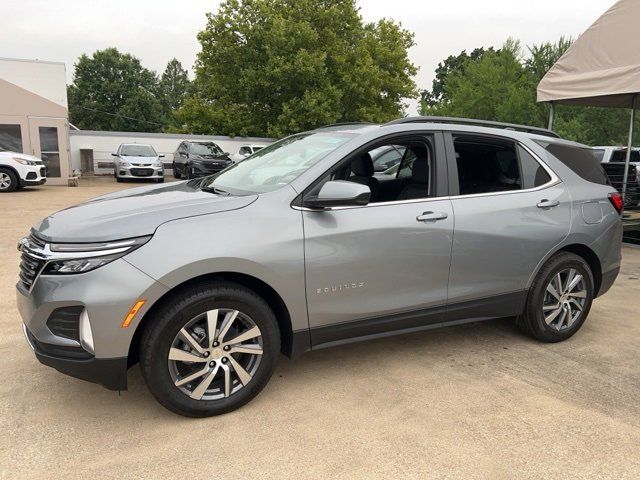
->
xmin=1 ymin=177 xmax=639 ymax=479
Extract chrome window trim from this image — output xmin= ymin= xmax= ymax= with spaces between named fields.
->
xmin=292 ymin=140 xmax=560 ymax=212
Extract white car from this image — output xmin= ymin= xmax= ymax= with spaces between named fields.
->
xmin=0 ymin=151 xmax=46 ymax=192
xmin=112 ymin=143 xmax=165 ymax=183
xmin=230 ymin=144 xmax=266 ymax=163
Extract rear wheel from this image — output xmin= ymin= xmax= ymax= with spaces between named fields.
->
xmin=140 ymin=282 xmax=280 ymax=417
xmin=0 ymin=169 xmax=18 ymax=192
xmin=518 ymin=252 xmax=594 ymax=342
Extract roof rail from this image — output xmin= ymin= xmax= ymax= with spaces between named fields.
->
xmin=386 ymin=116 xmax=560 ymax=138
xmin=316 ymin=122 xmax=375 ymax=129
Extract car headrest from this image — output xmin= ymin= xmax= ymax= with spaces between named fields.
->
xmin=352 ymin=153 xmax=374 ymax=177
xmin=411 ymin=150 xmax=429 ymax=184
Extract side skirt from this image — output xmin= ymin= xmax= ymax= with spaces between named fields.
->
xmin=308 ymin=290 xmax=527 ymax=351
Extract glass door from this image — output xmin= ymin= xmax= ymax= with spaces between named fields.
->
xmin=28 ymin=117 xmax=69 ymax=183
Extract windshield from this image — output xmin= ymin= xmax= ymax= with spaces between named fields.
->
xmin=201 ymin=132 xmax=353 ymax=194
xmin=121 ymin=145 xmax=156 ymax=157
xmin=189 ymin=142 xmax=223 ymax=155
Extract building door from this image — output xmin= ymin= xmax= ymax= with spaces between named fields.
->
xmin=28 ymin=117 xmax=70 ymax=184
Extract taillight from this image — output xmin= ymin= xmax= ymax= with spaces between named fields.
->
xmin=608 ymin=192 xmax=624 ymax=214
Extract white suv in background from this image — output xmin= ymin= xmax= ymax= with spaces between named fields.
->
xmin=0 ymin=151 xmax=46 ymax=192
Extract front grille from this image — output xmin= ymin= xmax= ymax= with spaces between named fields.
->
xmin=130 ymin=168 xmax=153 ymax=177
xmin=18 ymin=234 xmax=47 ymax=290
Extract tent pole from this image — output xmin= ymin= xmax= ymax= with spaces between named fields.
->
xmin=621 ymin=95 xmax=637 ymax=201
xmin=548 ymin=102 xmax=555 ymax=130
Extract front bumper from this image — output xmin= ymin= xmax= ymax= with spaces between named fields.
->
xmin=18 ymin=165 xmax=46 ymax=186
xmin=17 ymin=258 xmax=169 ymax=390
xmin=23 ymin=324 xmax=128 ymax=390
xmin=20 ymin=178 xmax=47 ymax=187
xmin=190 ymin=161 xmax=231 ymax=175
xmin=116 ymin=165 xmax=164 ymax=179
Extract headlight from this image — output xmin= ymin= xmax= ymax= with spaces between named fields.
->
xmin=13 ymin=157 xmax=39 ymax=166
xmin=119 ymin=161 xmax=130 ymax=167
xmin=41 ymin=236 xmax=151 ymax=275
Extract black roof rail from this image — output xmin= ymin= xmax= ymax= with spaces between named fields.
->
xmin=386 ymin=116 xmax=560 ymax=138
xmin=316 ymin=121 xmax=375 ymax=129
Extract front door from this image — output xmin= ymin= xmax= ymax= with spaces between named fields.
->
xmin=302 ymin=133 xmax=454 ymax=347
xmin=28 ymin=117 xmax=70 ymax=184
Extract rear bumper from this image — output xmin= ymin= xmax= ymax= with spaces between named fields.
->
xmin=23 ymin=324 xmax=127 ymax=390
xmin=597 ymin=266 xmax=620 ymax=297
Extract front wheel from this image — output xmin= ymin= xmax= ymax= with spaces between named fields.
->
xmin=173 ymin=163 xmax=181 ymax=179
xmin=140 ymin=282 xmax=280 ymax=417
xmin=0 ymin=169 xmax=18 ymax=192
xmin=518 ymin=252 xmax=594 ymax=342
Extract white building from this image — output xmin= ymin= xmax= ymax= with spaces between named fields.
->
xmin=0 ymin=58 xmax=71 ymax=185
xmin=69 ymin=130 xmax=273 ymax=175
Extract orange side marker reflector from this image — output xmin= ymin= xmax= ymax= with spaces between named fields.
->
xmin=121 ymin=300 xmax=146 ymax=328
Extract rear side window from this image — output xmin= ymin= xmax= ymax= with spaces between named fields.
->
xmin=518 ymin=146 xmax=551 ymax=189
xmin=537 ymin=142 xmax=609 ymax=185
xmin=611 ymin=149 xmax=640 ymax=162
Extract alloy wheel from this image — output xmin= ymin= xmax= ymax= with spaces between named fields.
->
xmin=541 ymin=268 xmax=587 ymax=331
xmin=167 ymin=308 xmax=263 ymax=400
xmin=0 ymin=172 xmax=11 ymax=190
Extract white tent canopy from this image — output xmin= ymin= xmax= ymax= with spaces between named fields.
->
xmin=537 ymin=0 xmax=640 ymax=108
xmin=537 ymin=0 xmax=640 ymax=201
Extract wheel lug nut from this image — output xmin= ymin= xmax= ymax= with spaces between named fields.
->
xmin=213 ymin=341 xmax=219 ymax=347
xmin=223 ymin=345 xmax=230 ymax=351
xmin=209 ymin=361 xmax=215 ymax=367
xmin=203 ymin=351 xmax=209 ymax=357
xmin=222 ymin=358 xmax=228 ymax=364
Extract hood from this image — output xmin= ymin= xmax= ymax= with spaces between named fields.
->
xmin=33 ymin=180 xmax=258 ymax=243
xmin=0 ymin=151 xmax=43 ymax=164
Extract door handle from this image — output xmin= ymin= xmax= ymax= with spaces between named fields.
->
xmin=416 ymin=211 xmax=448 ymax=222
xmin=537 ymin=199 xmax=560 ymax=209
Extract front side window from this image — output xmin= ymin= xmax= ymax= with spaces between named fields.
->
xmin=201 ymin=132 xmax=353 ymax=194
xmin=189 ymin=142 xmax=223 ymax=155
xmin=305 ymin=136 xmax=434 ymax=204
xmin=121 ymin=144 xmax=157 ymax=157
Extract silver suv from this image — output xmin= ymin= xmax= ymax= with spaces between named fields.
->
xmin=17 ymin=118 xmax=623 ymax=417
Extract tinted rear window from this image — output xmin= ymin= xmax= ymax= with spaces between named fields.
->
xmin=611 ymin=149 xmax=640 ymax=162
xmin=536 ymin=142 xmax=609 ymax=186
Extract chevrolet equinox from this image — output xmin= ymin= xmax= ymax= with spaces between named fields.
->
xmin=17 ymin=118 xmax=623 ymax=417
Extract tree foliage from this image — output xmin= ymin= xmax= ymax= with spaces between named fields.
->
xmin=68 ymin=50 xmax=192 ymax=132
xmin=420 ymin=38 xmax=639 ymax=146
xmin=179 ymin=0 xmax=417 ymax=137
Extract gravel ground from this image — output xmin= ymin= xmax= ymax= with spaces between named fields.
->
xmin=1 ymin=177 xmax=639 ymax=479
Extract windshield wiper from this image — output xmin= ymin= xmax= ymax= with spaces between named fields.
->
xmin=201 ymin=185 xmax=232 ymax=196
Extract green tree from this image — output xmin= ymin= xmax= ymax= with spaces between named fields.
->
xmin=68 ymin=48 xmax=165 ymax=132
xmin=420 ymin=47 xmax=495 ymax=108
xmin=158 ymin=59 xmax=192 ymax=113
xmin=179 ymin=0 xmax=417 ymax=137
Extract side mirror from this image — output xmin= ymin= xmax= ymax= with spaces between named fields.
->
xmin=111 ymin=153 xmax=118 ymax=157
xmin=158 ymin=154 xmax=165 ymax=158
xmin=302 ymin=180 xmax=370 ymax=209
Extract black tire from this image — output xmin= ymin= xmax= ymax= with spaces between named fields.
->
xmin=185 ymin=164 xmax=193 ymax=179
xmin=157 ymin=178 xmax=165 ymax=183
xmin=140 ymin=282 xmax=280 ymax=417
xmin=518 ymin=252 xmax=594 ymax=342
xmin=116 ymin=176 xmax=123 ymax=183
xmin=0 ymin=168 xmax=19 ymax=192
xmin=173 ymin=163 xmax=181 ymax=179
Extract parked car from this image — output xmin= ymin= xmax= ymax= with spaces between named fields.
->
xmin=594 ymin=146 xmax=640 ymax=208
xmin=112 ymin=144 xmax=164 ymax=183
xmin=17 ymin=117 xmax=622 ymax=417
xmin=174 ymin=141 xmax=232 ymax=179
xmin=0 ymin=151 xmax=46 ymax=192
xmin=230 ymin=144 xmax=265 ymax=163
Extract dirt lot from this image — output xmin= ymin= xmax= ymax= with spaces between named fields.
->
xmin=1 ymin=177 xmax=639 ymax=479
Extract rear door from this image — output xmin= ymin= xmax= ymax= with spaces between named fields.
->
xmin=444 ymin=133 xmax=571 ymax=321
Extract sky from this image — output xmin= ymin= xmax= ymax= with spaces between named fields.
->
xmin=1 ymin=0 xmax=618 ymax=114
